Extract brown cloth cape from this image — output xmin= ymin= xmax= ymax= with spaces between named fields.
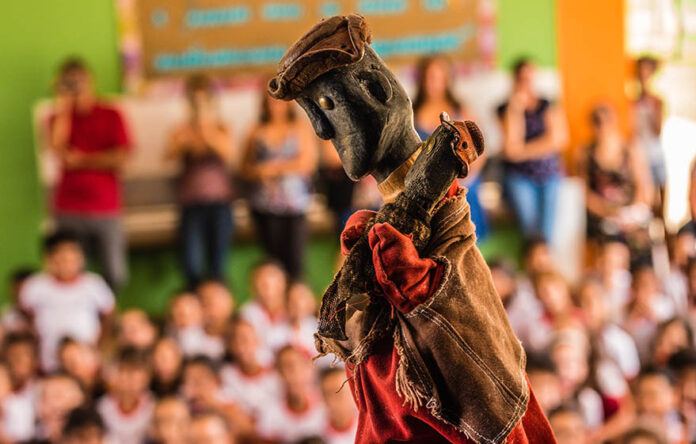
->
xmin=316 ymin=189 xmax=529 ymax=444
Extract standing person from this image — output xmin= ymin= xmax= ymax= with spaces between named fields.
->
xmin=633 ymin=56 xmax=666 ymax=216
xmin=412 ymin=56 xmax=488 ymax=240
xmin=48 ymin=58 xmax=131 ymax=291
xmin=241 ymin=91 xmax=317 ymax=278
xmin=166 ymin=75 xmax=234 ymax=290
xmin=578 ymin=103 xmax=654 ymax=258
xmin=498 ymin=57 xmax=568 ymax=242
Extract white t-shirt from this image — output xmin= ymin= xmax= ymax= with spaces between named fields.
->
xmin=598 ymin=324 xmax=640 ymax=379
xmin=220 ymin=364 xmax=280 ymax=417
xmin=240 ymin=302 xmax=285 ymax=364
xmin=2 ymin=385 xmax=36 ymax=442
xmin=20 ymin=272 xmax=114 ymax=371
xmin=324 ymin=418 xmax=358 ymax=444
xmin=174 ymin=326 xmax=225 ymax=360
xmin=255 ymin=394 xmax=326 ymax=443
xmin=97 ymin=394 xmax=154 ymax=444
xmin=267 ymin=317 xmax=318 ymax=356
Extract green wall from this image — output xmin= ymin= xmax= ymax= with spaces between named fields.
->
xmin=0 ymin=0 xmax=555 ymax=307
xmin=496 ymin=0 xmax=558 ymax=70
xmin=0 ymin=0 xmax=121 ymax=294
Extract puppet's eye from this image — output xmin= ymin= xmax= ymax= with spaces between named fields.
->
xmin=318 ymin=96 xmax=334 ymax=110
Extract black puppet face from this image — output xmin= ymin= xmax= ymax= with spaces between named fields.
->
xmin=295 ymin=48 xmax=413 ymax=181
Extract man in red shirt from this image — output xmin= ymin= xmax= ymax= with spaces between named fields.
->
xmin=49 ymin=58 xmax=131 ymax=290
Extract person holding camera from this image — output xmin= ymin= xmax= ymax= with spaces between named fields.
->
xmin=48 ymin=57 xmax=131 ymax=291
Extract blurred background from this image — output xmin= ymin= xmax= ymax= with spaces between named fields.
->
xmin=1 ymin=0 xmax=696 ymax=443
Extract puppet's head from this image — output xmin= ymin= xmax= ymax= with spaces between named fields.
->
xmin=268 ymin=14 xmax=417 ymax=181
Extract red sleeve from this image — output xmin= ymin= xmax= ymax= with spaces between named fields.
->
xmin=109 ymin=108 xmax=131 ymax=151
xmin=368 ymin=223 xmax=445 ymax=313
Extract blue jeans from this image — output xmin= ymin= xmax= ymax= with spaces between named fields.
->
xmin=464 ymin=175 xmax=489 ymax=241
xmin=503 ymin=173 xmax=560 ymax=242
xmin=179 ymin=203 xmax=233 ymax=289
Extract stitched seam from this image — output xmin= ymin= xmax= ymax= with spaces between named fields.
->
xmin=405 ymin=257 xmax=452 ymax=319
xmin=418 ymin=307 xmax=524 ymax=408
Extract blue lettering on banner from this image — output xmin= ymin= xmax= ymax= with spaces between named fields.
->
xmin=185 ymin=6 xmax=251 ymax=28
xmin=154 ymin=45 xmax=287 ymax=71
xmin=357 ymin=0 xmax=408 ymax=15
xmin=262 ymin=3 xmax=304 ymax=21
xmin=422 ymin=0 xmax=447 ymax=12
xmin=371 ymin=25 xmax=476 ymax=57
xmin=319 ymin=1 xmax=341 ymax=16
xmin=151 ymin=9 xmax=169 ymax=28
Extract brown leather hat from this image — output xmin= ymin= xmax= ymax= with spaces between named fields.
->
xmin=268 ymin=14 xmax=372 ymax=101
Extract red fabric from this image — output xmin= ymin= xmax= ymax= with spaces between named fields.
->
xmin=53 ymin=104 xmax=131 ymax=215
xmin=340 ymin=209 xmax=378 ymax=255
xmin=368 ymin=222 xmax=444 ymax=313
xmin=347 ymin=337 xmax=557 ymax=444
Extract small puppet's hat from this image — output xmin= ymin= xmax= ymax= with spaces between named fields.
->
xmin=268 ymin=14 xmax=372 ymax=101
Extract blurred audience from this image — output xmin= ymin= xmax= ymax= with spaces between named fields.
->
xmin=241 ymin=92 xmax=317 ymax=278
xmin=579 ymin=103 xmax=654 ymax=260
xmin=166 ymin=74 xmax=235 ymax=290
xmin=632 ymin=56 xmax=666 ymax=217
xmin=498 ymin=57 xmax=569 ymax=242
xmin=48 ymin=58 xmax=131 ymax=290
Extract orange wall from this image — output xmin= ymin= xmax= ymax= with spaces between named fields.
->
xmin=556 ymin=0 xmax=629 ymax=171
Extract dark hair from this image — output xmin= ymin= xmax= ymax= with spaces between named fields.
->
xmin=9 ymin=267 xmax=35 ymax=286
xmin=62 ymin=406 xmax=105 ymax=437
xmin=296 ymin=437 xmax=328 ymax=444
xmin=185 ymin=74 xmax=213 ymax=101
xmin=668 ymin=348 xmax=696 ymax=373
xmin=43 ymin=230 xmax=82 ymax=255
xmin=653 ymin=317 xmax=694 ymax=354
xmin=487 ymin=259 xmax=516 ymax=278
xmin=547 ymin=402 xmax=584 ymax=422
xmin=259 ymin=90 xmax=295 ymax=124
xmin=522 ymin=234 xmax=548 ymax=259
xmin=412 ymin=56 xmax=462 ymax=116
xmin=526 ymin=352 xmax=557 ymax=374
xmin=115 ymin=346 xmax=150 ymax=370
xmin=590 ymin=103 xmax=614 ymax=128
xmin=184 ymin=355 xmax=220 ymax=380
xmin=251 ymin=258 xmax=287 ymax=279
xmin=58 ymin=57 xmax=89 ymax=76
xmin=636 ymin=366 xmax=675 ymax=387
xmin=636 ymin=55 xmax=659 ymax=73
xmin=621 ymin=426 xmax=666 ymax=444
xmin=512 ymin=56 xmax=533 ymax=79
xmin=3 ymin=331 xmax=38 ymax=353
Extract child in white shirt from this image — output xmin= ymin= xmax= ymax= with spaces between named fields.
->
xmin=20 ymin=232 xmax=114 ymax=371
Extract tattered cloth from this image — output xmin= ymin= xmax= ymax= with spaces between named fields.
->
xmin=315 ymin=189 xmax=530 ymax=444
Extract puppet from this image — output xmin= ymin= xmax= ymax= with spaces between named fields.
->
xmin=269 ymin=14 xmax=556 ymax=444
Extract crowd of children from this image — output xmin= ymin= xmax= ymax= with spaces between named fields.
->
xmin=0 ymin=232 xmax=357 ymax=444
xmin=495 ymin=225 xmax=696 ymax=444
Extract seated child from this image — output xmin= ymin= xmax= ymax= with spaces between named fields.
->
xmin=149 ymin=396 xmax=191 ymax=444
xmin=0 ymin=361 xmax=34 ymax=442
xmin=256 ymin=345 xmax=326 ymax=443
xmin=97 ymin=347 xmax=154 ymax=444
xmin=117 ymin=309 xmax=158 ymax=351
xmin=634 ymin=368 xmax=686 ymax=444
xmin=240 ymin=260 xmax=288 ymax=362
xmin=60 ymin=407 xmax=106 ymax=444
xmin=319 ymin=367 xmax=357 ymax=444
xmin=220 ymin=318 xmax=279 ymax=418
xmin=58 ymin=338 xmax=102 ymax=399
xmin=197 ymin=280 xmax=235 ymax=339
xmin=268 ymin=281 xmax=318 ymax=357
xmin=20 ymin=231 xmax=114 ymax=371
xmin=169 ymin=292 xmax=223 ymax=360
xmin=181 ymin=356 xmax=252 ymax=437
xmin=526 ymin=353 xmax=562 ymax=415
xmin=189 ymin=412 xmax=233 ymax=444
xmin=150 ymin=337 xmax=183 ymax=398
xmin=35 ymin=372 xmax=85 ymax=442
xmin=547 ymin=403 xmax=588 ymax=444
